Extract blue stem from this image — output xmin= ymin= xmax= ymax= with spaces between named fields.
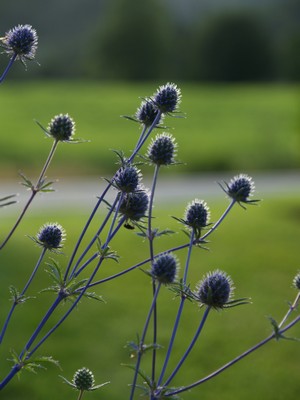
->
xmin=0 ymin=53 xmax=17 ymax=83
xmin=129 ymin=283 xmax=161 ymax=400
xmin=69 ymin=194 xmax=120 ymax=278
xmin=27 ymin=258 xmax=104 ymax=358
xmin=64 ymin=112 xmax=160 ymax=280
xmin=27 ymin=217 xmax=126 ymax=359
xmin=157 ymin=231 xmax=195 ymax=386
xmin=162 ymin=306 xmax=211 ymax=389
xmin=0 ymin=247 xmax=47 ymax=344
xmin=127 ymin=111 xmax=162 ymax=164
xmin=64 ymin=182 xmax=112 ymax=280
xmin=147 ymin=165 xmax=160 ymax=384
xmin=165 ymin=313 xmax=300 ymax=397
xmin=0 ymin=139 xmax=59 ymax=250
xmin=201 ymin=199 xmax=236 ymax=241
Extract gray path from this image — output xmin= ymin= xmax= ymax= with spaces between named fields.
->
xmin=1 ymin=171 xmax=299 ymax=214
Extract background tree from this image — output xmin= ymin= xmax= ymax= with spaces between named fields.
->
xmin=190 ymin=12 xmax=275 ymax=82
xmin=86 ymin=0 xmax=174 ymax=80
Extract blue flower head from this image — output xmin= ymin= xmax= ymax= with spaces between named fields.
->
xmin=1 ymin=24 xmax=38 ymax=63
xmin=47 ymin=114 xmax=75 ymax=142
xmin=196 ymin=270 xmax=234 ymax=309
xmin=220 ymin=174 xmax=258 ymax=208
xmin=293 ymin=271 xmax=300 ymax=291
xmin=114 ymin=165 xmax=142 ymax=193
xmin=184 ymin=199 xmax=210 ymax=234
xmin=136 ymin=100 xmax=162 ymax=127
xmin=151 ymin=253 xmax=179 ymax=285
xmin=35 ymin=222 xmax=65 ymax=251
xmin=119 ymin=189 xmax=149 ymax=222
xmin=147 ymin=133 xmax=177 ymax=166
xmin=153 ymin=83 xmax=181 ymax=113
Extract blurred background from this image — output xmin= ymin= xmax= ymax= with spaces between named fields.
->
xmin=0 ymin=1 xmax=300 ymax=400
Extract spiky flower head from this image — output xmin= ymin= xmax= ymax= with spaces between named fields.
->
xmin=73 ymin=367 xmax=94 ymax=391
xmin=184 ymin=199 xmax=210 ymax=233
xmin=136 ymin=100 xmax=162 ymax=127
xmin=47 ymin=114 xmax=75 ymax=142
xmin=114 ymin=165 xmax=141 ymax=193
xmin=119 ymin=189 xmax=149 ymax=222
xmin=220 ymin=174 xmax=257 ymax=207
xmin=151 ymin=253 xmax=179 ymax=284
xmin=153 ymin=83 xmax=181 ymax=113
xmin=147 ymin=133 xmax=177 ymax=166
xmin=1 ymin=24 xmax=38 ymax=62
xmin=293 ymin=271 xmax=300 ymax=291
xmin=35 ymin=222 xmax=65 ymax=251
xmin=195 ymin=270 xmax=234 ymax=309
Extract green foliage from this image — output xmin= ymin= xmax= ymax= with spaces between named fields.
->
xmin=0 ymin=82 xmax=299 ymax=177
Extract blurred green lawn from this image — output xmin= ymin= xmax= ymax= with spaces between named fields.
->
xmin=0 ymin=81 xmax=299 ymax=178
xmin=0 ymin=192 xmax=299 ymax=400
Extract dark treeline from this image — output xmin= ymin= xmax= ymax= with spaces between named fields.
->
xmin=0 ymin=0 xmax=299 ymax=82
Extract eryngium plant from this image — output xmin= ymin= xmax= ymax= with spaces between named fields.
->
xmin=0 ymin=41 xmax=299 ymax=400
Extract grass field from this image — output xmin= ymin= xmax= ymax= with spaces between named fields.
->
xmin=0 ymin=191 xmax=299 ymax=400
xmin=0 ymin=81 xmax=299 ymax=178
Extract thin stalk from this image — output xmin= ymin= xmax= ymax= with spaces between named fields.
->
xmin=26 ymin=218 xmax=126 ymax=359
xmin=35 ymin=139 xmax=59 ymax=189
xmin=0 ymin=247 xmax=47 ymax=344
xmin=103 ymin=193 xmax=124 ymax=249
xmin=127 ymin=111 xmax=162 ymax=164
xmin=157 ymin=231 xmax=195 ymax=386
xmin=65 ymin=112 xmax=160 ymax=279
xmin=201 ymin=199 xmax=236 ymax=242
xmin=73 ymin=215 xmax=126 ymax=279
xmin=20 ymin=294 xmax=64 ymax=357
xmin=165 ymin=313 xmax=300 ymax=397
xmin=132 ymin=124 xmax=148 ymax=154
xmin=64 ymin=182 xmax=112 ymax=280
xmin=0 ymin=53 xmax=17 ymax=83
xmin=130 ymin=283 xmax=162 ymax=400
xmin=69 ymin=195 xmax=120 ymax=279
xmin=162 ymin=306 xmax=211 ymax=389
xmin=278 ymin=292 xmax=300 ymax=328
xmin=77 ymin=390 xmax=84 ymax=400
xmin=147 ymin=165 xmax=160 ymax=384
xmin=26 ymin=256 xmax=104 ymax=359
xmin=0 ymin=139 xmax=59 ymax=250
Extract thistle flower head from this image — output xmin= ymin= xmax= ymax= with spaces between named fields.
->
xmin=135 ymin=100 xmax=162 ymax=127
xmin=195 ymin=270 xmax=234 ymax=309
xmin=47 ymin=114 xmax=75 ymax=142
xmin=147 ymin=133 xmax=177 ymax=166
xmin=35 ymin=222 xmax=65 ymax=251
xmin=220 ymin=174 xmax=257 ymax=207
xmin=151 ymin=253 xmax=179 ymax=284
xmin=293 ymin=271 xmax=300 ymax=291
xmin=73 ymin=367 xmax=95 ymax=391
xmin=61 ymin=367 xmax=109 ymax=393
xmin=119 ymin=189 xmax=149 ymax=222
xmin=184 ymin=199 xmax=210 ymax=233
xmin=153 ymin=82 xmax=181 ymax=113
xmin=114 ymin=165 xmax=141 ymax=193
xmin=1 ymin=24 xmax=38 ymax=62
